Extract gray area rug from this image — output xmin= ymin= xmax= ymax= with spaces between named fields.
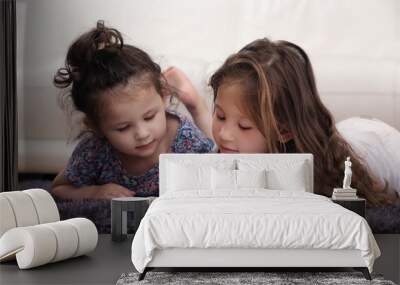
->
xmin=116 ymin=271 xmax=396 ymax=285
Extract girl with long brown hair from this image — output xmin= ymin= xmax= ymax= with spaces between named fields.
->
xmin=167 ymin=38 xmax=399 ymax=206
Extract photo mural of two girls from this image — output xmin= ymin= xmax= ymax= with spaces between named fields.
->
xmin=52 ymin=22 xmax=400 ymax=206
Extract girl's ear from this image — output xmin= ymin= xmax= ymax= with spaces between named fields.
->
xmin=278 ymin=128 xmax=294 ymax=143
xmin=277 ymin=124 xmax=294 ymax=143
xmin=162 ymin=93 xmax=171 ymax=108
xmin=158 ymin=83 xmax=170 ymax=108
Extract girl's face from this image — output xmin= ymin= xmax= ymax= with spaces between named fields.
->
xmin=212 ymin=82 xmax=268 ymax=153
xmin=98 ymin=82 xmax=167 ymax=159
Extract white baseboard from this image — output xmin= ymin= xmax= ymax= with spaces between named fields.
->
xmin=18 ymin=139 xmax=76 ymax=174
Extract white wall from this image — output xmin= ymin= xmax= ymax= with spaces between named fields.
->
xmin=17 ymin=0 xmax=400 ymax=173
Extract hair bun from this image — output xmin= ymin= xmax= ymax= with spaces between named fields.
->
xmin=53 ymin=20 xmax=124 ymax=88
xmin=96 ymin=19 xmax=105 ymax=30
xmin=92 ymin=20 xmax=123 ymax=51
xmin=53 ymin=67 xmax=73 ymax=88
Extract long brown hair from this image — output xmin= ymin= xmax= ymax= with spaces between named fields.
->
xmin=210 ymin=38 xmax=396 ymax=205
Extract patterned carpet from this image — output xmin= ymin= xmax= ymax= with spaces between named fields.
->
xmin=116 ymin=271 xmax=395 ymax=285
xmin=17 ymin=178 xmax=400 ymax=234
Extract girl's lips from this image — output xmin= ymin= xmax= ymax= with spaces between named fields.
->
xmin=135 ymin=140 xmax=155 ymax=150
xmin=219 ymin=146 xmax=239 ymax=153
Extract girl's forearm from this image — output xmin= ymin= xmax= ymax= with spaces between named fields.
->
xmin=51 ymin=184 xmax=101 ymax=200
xmin=187 ymin=97 xmax=213 ymax=140
xmin=163 ymin=66 xmax=214 ymax=139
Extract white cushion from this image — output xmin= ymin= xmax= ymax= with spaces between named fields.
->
xmin=1 ymin=191 xmax=39 ymax=227
xmin=0 ymin=196 xmax=16 ymax=237
xmin=0 ymin=226 xmax=58 ymax=268
xmin=236 ymin=169 xmax=267 ymax=189
xmin=65 ymin=218 xmax=98 ymax=257
xmin=211 ymin=168 xmax=236 ymax=190
xmin=237 ymin=159 xmax=308 ymax=191
xmin=0 ymin=218 xmax=97 ymax=269
xmin=266 ymin=162 xmax=307 ymax=191
xmin=167 ymin=162 xmax=212 ymax=191
xmin=42 ymin=221 xmax=79 ymax=262
xmin=159 ymin=154 xmax=239 ymax=195
xmin=23 ymin=189 xmax=60 ymax=224
xmin=211 ymin=169 xmax=268 ymax=191
xmin=0 ymin=189 xmax=60 ymax=238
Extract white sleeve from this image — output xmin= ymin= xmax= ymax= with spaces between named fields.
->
xmin=336 ymin=117 xmax=400 ymax=194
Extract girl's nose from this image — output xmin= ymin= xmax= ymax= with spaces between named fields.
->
xmin=219 ymin=125 xmax=234 ymax=142
xmin=134 ymin=125 xmax=150 ymax=141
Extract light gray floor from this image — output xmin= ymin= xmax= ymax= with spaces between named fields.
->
xmin=0 ymin=234 xmax=134 ymax=285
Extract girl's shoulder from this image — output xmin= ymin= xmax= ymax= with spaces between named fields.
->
xmin=71 ymin=132 xmax=112 ymax=161
xmin=337 ymin=117 xmax=400 ymax=148
xmin=166 ymin=109 xmax=215 ymax=153
xmin=337 ymin=117 xmax=400 ymax=193
xmin=65 ymin=133 xmax=114 ymax=187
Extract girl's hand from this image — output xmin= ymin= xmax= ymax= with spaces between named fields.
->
xmin=95 ymin=183 xmax=135 ymax=200
xmin=163 ymin=66 xmax=213 ymax=139
xmin=163 ymin=66 xmax=205 ymax=112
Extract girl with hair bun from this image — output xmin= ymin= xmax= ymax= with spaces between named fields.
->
xmin=52 ymin=21 xmax=213 ymax=200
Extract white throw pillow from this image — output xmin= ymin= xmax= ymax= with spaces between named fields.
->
xmin=211 ymin=168 xmax=237 ymax=190
xmin=237 ymin=159 xmax=308 ymax=191
xmin=236 ymin=169 xmax=268 ymax=189
xmin=266 ymin=162 xmax=307 ymax=191
xmin=167 ymin=162 xmax=211 ymax=191
xmin=211 ymin=168 xmax=268 ymax=190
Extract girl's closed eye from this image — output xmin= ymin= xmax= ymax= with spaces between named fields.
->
xmin=238 ymin=120 xmax=254 ymax=130
xmin=215 ymin=111 xmax=225 ymax=121
xmin=116 ymin=124 xmax=130 ymax=132
xmin=238 ymin=124 xmax=252 ymax=130
xmin=143 ymin=108 xmax=160 ymax=121
xmin=144 ymin=112 xmax=156 ymax=121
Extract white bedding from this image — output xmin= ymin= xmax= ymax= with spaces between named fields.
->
xmin=131 ymin=190 xmax=380 ymax=273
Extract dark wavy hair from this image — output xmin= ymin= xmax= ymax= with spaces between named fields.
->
xmin=210 ymin=38 xmax=397 ymax=206
xmin=54 ymin=20 xmax=167 ymax=131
